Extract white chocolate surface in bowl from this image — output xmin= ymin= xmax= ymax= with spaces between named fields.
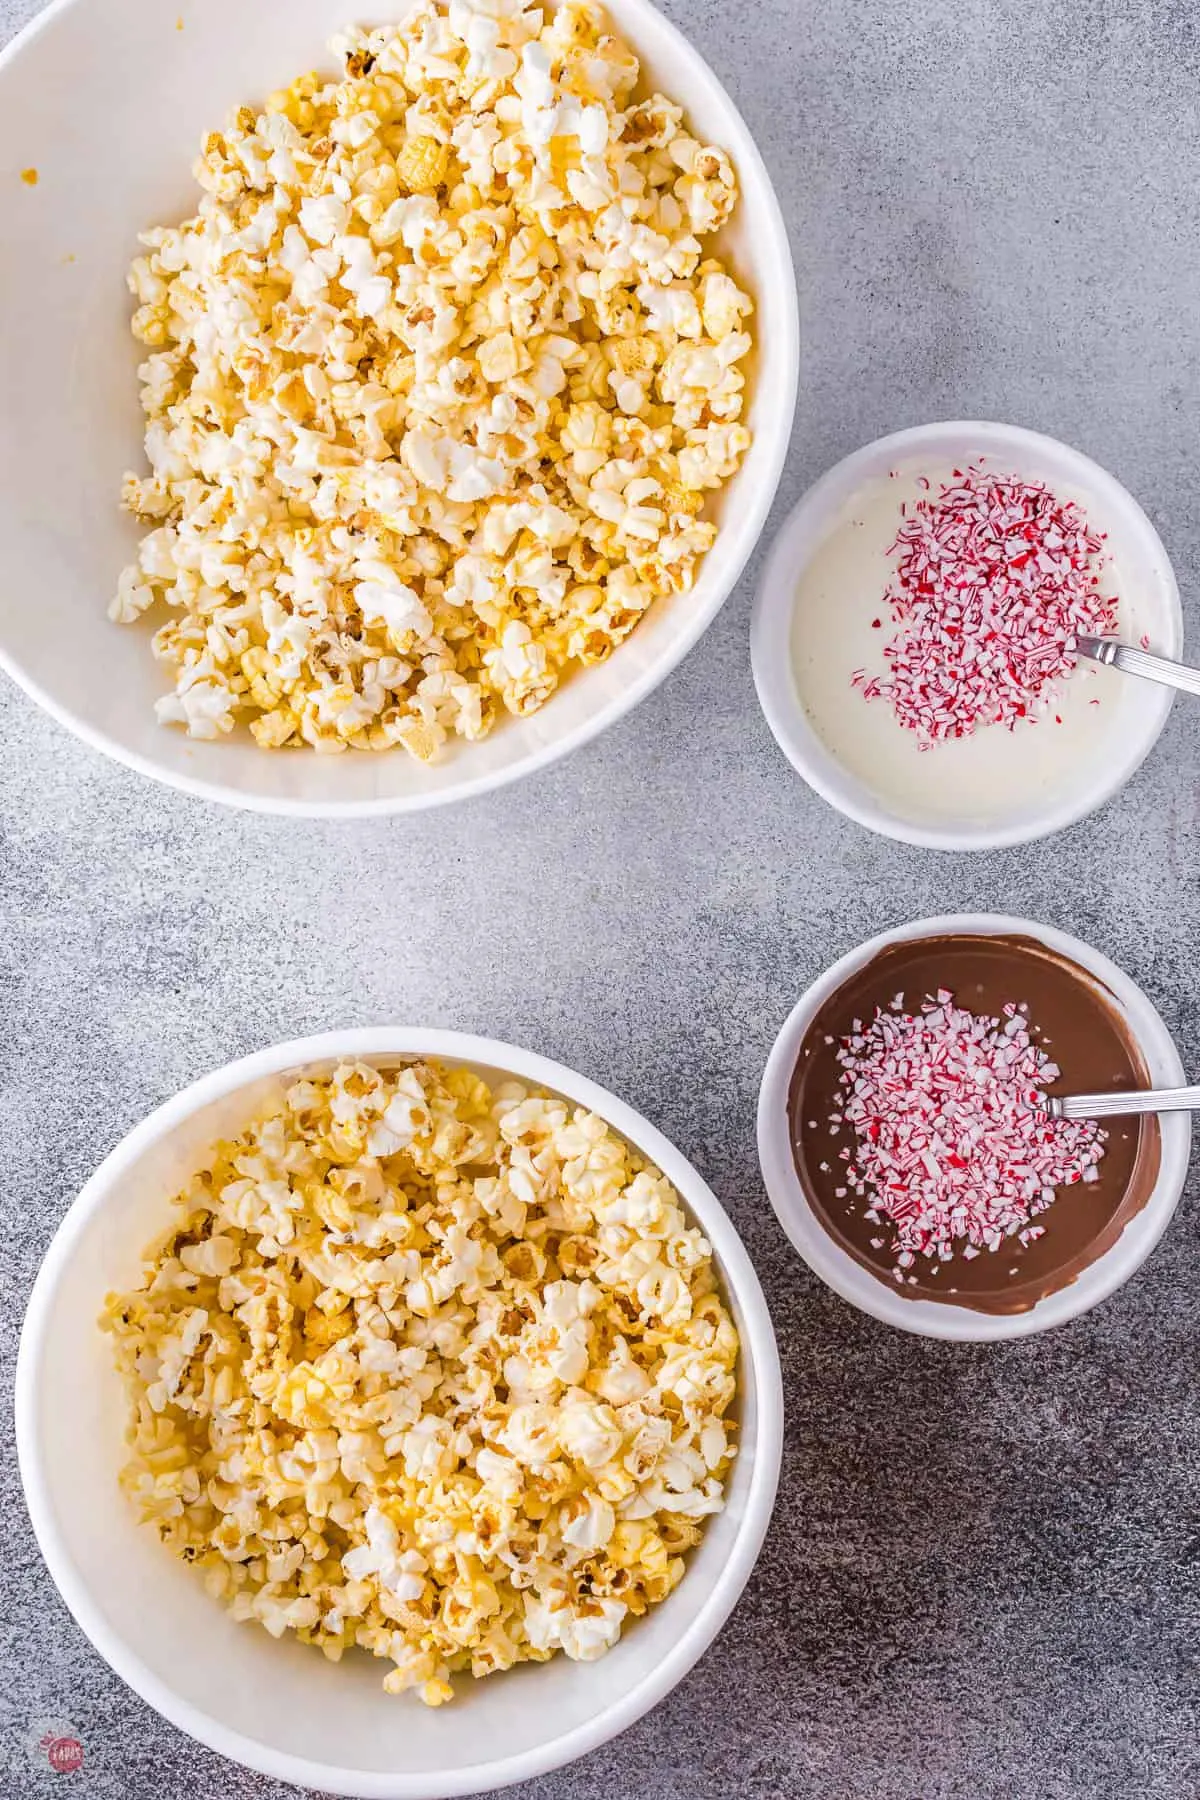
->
xmin=753 ymin=422 xmax=1182 ymax=850
xmin=790 ymin=458 xmax=1140 ymax=825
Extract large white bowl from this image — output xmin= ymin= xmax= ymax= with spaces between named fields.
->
xmin=17 ymin=1029 xmax=783 ymax=1797
xmin=0 ymin=0 xmax=797 ymax=817
xmin=757 ymin=915 xmax=1190 ymax=1342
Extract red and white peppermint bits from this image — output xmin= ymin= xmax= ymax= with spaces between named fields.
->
xmin=852 ymin=465 xmax=1119 ymax=744
xmin=833 ymin=992 xmax=1106 ymax=1277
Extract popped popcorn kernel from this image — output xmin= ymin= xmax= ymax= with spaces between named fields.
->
xmin=103 ymin=1059 xmax=738 ymax=1702
xmin=112 ymin=0 xmax=753 ymax=761
xmin=395 ymin=135 xmax=451 ymax=193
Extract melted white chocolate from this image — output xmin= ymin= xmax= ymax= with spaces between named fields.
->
xmin=789 ymin=460 xmax=1155 ymax=828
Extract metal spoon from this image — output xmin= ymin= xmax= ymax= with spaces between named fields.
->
xmin=1076 ymin=634 xmax=1200 ymax=699
xmin=1037 ymin=1085 xmax=1200 ymax=1121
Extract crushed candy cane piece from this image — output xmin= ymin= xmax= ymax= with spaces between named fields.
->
xmin=833 ymin=991 xmax=1106 ymax=1275
xmin=853 ymin=466 xmax=1119 ymax=744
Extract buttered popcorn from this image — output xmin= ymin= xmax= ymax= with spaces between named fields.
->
xmin=103 ymin=1062 xmax=739 ymax=1702
xmin=113 ymin=0 xmax=754 ymax=758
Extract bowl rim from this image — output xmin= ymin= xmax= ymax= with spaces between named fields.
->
xmin=17 ymin=1026 xmax=784 ymax=1798
xmin=751 ymin=420 xmax=1182 ymax=852
xmin=756 ymin=913 xmax=1191 ymax=1342
xmin=0 ymin=0 xmax=799 ymax=819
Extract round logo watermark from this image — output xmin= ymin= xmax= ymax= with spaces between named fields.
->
xmin=25 ymin=1719 xmax=85 ymax=1776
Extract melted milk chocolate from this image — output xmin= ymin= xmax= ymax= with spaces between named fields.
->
xmin=788 ymin=934 xmax=1160 ymax=1314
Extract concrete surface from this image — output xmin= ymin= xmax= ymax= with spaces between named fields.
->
xmin=2 ymin=1 xmax=1199 ymax=1796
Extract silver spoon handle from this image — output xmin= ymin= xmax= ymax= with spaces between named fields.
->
xmin=1047 ymin=1084 xmax=1200 ymax=1121
xmin=1077 ymin=635 xmax=1200 ymax=699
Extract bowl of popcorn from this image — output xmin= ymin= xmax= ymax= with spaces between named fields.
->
xmin=0 ymin=0 xmax=797 ymax=816
xmin=17 ymin=1029 xmax=782 ymax=1795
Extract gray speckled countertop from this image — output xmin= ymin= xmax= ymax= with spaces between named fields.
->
xmin=3 ymin=0 xmax=1199 ymax=1796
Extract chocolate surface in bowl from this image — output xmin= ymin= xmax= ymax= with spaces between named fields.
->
xmin=788 ymin=933 xmax=1161 ymax=1313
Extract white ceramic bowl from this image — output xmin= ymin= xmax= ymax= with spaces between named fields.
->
xmin=752 ymin=422 xmax=1181 ymax=850
xmin=17 ymin=1028 xmax=783 ymax=1797
xmin=757 ymin=914 xmax=1189 ymax=1342
xmin=0 ymin=0 xmax=796 ymax=818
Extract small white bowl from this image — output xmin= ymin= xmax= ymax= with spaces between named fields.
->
xmin=752 ymin=422 xmax=1181 ymax=850
xmin=757 ymin=914 xmax=1189 ymax=1342
xmin=17 ymin=1029 xmax=782 ymax=1798
xmin=0 ymin=0 xmax=796 ymax=818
